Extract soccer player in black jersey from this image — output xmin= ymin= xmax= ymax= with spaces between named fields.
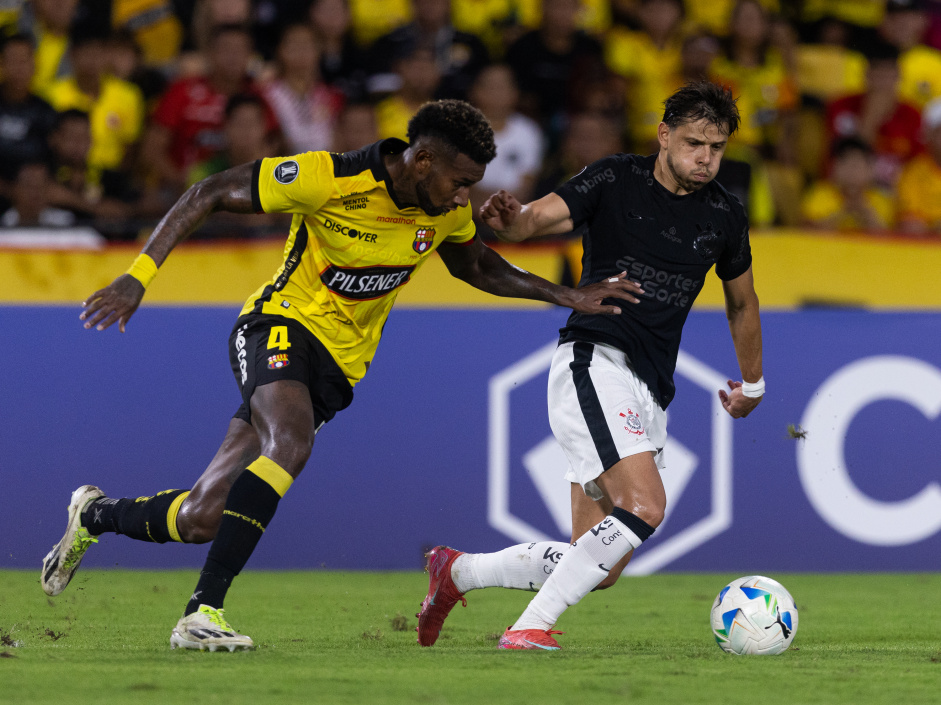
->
xmin=39 ymin=99 xmax=645 ymax=652
xmin=417 ymin=82 xmax=765 ymax=650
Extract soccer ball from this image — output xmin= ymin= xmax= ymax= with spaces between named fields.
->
xmin=710 ymin=575 xmax=798 ymax=655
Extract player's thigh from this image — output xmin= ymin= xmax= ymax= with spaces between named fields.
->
xmin=229 ymin=314 xmax=353 ymax=474
xmin=549 ymin=341 xmax=666 ymax=508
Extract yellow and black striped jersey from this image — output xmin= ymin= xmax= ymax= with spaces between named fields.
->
xmin=241 ymin=139 xmax=475 ymax=386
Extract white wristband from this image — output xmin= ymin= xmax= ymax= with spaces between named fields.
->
xmin=741 ymin=376 xmax=765 ymax=398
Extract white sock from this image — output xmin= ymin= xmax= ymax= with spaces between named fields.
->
xmin=450 ymin=542 xmax=568 ymax=593
xmin=511 ymin=510 xmax=653 ymax=631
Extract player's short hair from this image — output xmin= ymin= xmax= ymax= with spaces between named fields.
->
xmin=407 ymin=99 xmax=497 ymax=165
xmin=662 ymin=81 xmax=740 ymax=137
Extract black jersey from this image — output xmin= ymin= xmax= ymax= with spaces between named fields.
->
xmin=556 ymin=153 xmax=752 ymax=409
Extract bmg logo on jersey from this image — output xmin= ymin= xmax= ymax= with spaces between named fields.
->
xmin=572 ymin=167 xmax=616 ymax=194
xmin=412 ymin=228 xmax=435 ymax=254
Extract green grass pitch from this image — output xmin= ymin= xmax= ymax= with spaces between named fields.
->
xmin=1 ymin=570 xmax=939 ymax=705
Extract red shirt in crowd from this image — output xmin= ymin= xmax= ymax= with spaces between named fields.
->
xmin=825 ymin=93 xmax=923 ymax=185
xmin=152 ymin=76 xmax=278 ymax=172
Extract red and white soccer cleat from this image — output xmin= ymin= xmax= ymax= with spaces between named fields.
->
xmin=416 ymin=545 xmax=467 ymax=646
xmin=497 ymin=627 xmax=564 ymax=650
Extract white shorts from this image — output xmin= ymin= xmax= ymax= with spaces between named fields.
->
xmin=548 ymin=341 xmax=667 ymax=501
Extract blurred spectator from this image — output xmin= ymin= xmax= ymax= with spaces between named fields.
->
xmin=187 ymin=94 xmax=276 ymax=185
xmin=685 ymin=0 xmax=782 ymax=38
xmin=187 ymin=0 xmax=253 ymax=58
xmin=468 ymin=64 xmax=544 ymax=211
xmin=106 ymin=30 xmax=169 ymax=108
xmin=450 ymin=0 xmax=517 ymax=57
xmin=110 ymin=0 xmax=183 ymax=70
xmin=347 ymin=0 xmax=412 ymax=47
xmin=709 ymin=0 xmax=798 ymax=162
xmin=505 ymin=0 xmax=605 ymax=136
xmin=796 ymin=16 xmax=867 ymax=105
xmin=309 ymin=0 xmax=368 ymax=102
xmin=141 ymin=24 xmax=276 ymax=191
xmin=825 ymin=43 xmax=923 ymax=188
xmin=18 ymin=0 xmax=80 ymax=95
xmin=0 ymin=34 xmax=57 ymax=185
xmin=367 ymin=0 xmax=490 ymax=100
xmin=1 ymin=161 xmax=76 ymax=227
xmin=896 ymin=97 xmax=941 ymax=233
xmin=877 ymin=0 xmax=941 ymax=109
xmin=263 ymin=23 xmax=345 ymax=154
xmin=801 ymin=137 xmax=894 ymax=231
xmin=45 ymin=109 xmax=140 ymax=225
xmin=374 ymin=44 xmax=440 ymax=140
xmin=531 ymin=111 xmax=622 ymax=200
xmin=515 ymin=0 xmax=611 ymax=36
xmin=44 ymin=30 xmax=145 ymax=172
xmin=331 ymin=102 xmax=378 ymax=151
xmin=605 ymin=0 xmax=685 ymax=153
xmin=798 ymin=0 xmax=887 ymax=34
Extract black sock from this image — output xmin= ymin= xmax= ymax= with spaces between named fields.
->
xmin=185 ymin=459 xmax=292 ymax=615
xmin=82 ymin=490 xmax=189 ymax=543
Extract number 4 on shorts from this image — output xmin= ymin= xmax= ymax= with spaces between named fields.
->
xmin=267 ymin=326 xmax=291 ymax=351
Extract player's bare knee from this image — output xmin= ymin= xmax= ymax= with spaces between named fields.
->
xmin=595 ymin=573 xmax=620 ymax=590
xmin=175 ymin=497 xmax=221 ymax=544
xmin=261 ymin=430 xmax=314 ymax=478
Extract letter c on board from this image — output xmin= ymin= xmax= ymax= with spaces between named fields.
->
xmin=797 ymin=355 xmax=941 ymax=546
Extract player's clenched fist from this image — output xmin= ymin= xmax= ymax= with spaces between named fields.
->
xmin=80 ymin=275 xmax=145 ymax=333
xmin=479 ymin=190 xmax=522 ymax=233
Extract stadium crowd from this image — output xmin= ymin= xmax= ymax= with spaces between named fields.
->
xmin=3 ymin=0 xmax=941 ymax=240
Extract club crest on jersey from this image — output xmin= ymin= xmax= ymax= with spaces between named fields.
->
xmin=412 ymin=227 xmax=435 ymax=254
xmin=267 ymin=354 xmax=290 ymax=370
xmin=274 ymin=160 xmax=299 ymax=184
xmin=619 ymin=409 xmax=644 ymax=436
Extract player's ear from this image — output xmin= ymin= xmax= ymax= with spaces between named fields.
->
xmin=657 ymin=122 xmax=670 ymax=150
xmin=413 ymin=147 xmax=435 ymax=177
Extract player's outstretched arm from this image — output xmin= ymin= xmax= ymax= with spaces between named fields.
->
xmin=80 ymin=163 xmax=257 ymax=332
xmin=479 ymin=191 xmax=575 ymax=242
xmin=718 ymin=266 xmax=764 ymax=418
xmin=438 ymin=236 xmax=644 ymax=314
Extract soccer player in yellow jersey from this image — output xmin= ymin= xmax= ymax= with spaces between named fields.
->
xmin=40 ymin=99 xmax=644 ymax=652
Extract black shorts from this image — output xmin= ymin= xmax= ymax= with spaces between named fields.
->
xmin=229 ymin=313 xmax=353 ymax=427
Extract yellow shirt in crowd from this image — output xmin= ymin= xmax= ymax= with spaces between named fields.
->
xmin=801 ymin=181 xmax=894 ymax=231
xmin=896 ymin=153 xmax=941 ymax=230
xmin=44 ymin=75 xmax=144 ymax=171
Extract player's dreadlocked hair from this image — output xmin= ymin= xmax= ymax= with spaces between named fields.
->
xmin=407 ymin=99 xmax=497 ymax=165
xmin=662 ymin=81 xmax=740 ymax=137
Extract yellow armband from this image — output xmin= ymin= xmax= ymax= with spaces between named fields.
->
xmin=125 ymin=253 xmax=159 ymax=288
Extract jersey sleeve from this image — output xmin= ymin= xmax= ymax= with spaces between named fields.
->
xmin=555 ymin=155 xmax=621 ymax=228
xmin=443 ymin=205 xmax=476 ymax=244
xmin=715 ymin=206 xmax=753 ymax=281
xmin=252 ymin=151 xmax=335 ymax=214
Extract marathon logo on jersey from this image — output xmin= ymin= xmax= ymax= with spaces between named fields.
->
xmin=376 ymin=215 xmax=416 ymax=225
xmin=274 ymin=160 xmax=299 ymax=184
xmin=320 ymin=264 xmax=415 ymax=300
xmin=572 ymin=167 xmax=616 ymax=194
xmin=267 ymin=354 xmax=290 ymax=370
xmin=412 ymin=228 xmax=435 ymax=254
xmin=323 ymin=218 xmax=379 ymax=243
xmin=619 ymin=409 xmax=644 ymax=436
